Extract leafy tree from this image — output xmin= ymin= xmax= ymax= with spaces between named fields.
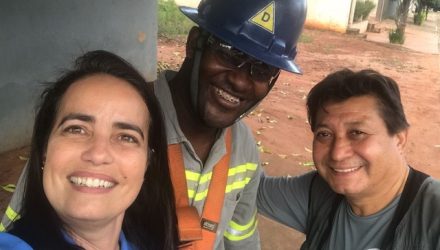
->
xmin=414 ymin=0 xmax=432 ymax=20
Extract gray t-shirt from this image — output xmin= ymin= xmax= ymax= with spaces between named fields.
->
xmin=327 ymin=196 xmax=398 ymax=250
xmin=257 ymin=172 xmax=400 ymax=250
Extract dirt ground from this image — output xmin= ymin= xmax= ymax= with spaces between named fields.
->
xmin=157 ymin=28 xmax=440 ymax=249
xmin=1 ymin=28 xmax=439 ymax=248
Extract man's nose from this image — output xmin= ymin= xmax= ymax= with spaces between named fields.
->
xmin=330 ymin=136 xmax=353 ymax=161
xmin=226 ymin=64 xmax=254 ymax=92
xmin=81 ymin=136 xmax=114 ymax=166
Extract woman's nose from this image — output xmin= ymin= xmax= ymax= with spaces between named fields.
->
xmin=81 ymin=136 xmax=113 ymax=166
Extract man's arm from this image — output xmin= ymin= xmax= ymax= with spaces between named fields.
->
xmin=1 ymin=162 xmax=28 ymax=231
xmin=257 ymin=171 xmax=315 ymax=233
xmin=223 ymin=163 xmax=262 ymax=249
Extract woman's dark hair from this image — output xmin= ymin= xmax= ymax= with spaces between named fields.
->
xmin=8 ymin=50 xmax=178 ymax=250
xmin=307 ymin=68 xmax=409 ymax=134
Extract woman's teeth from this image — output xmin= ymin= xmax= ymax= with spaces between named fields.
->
xmin=69 ymin=176 xmax=115 ymax=188
xmin=215 ymin=87 xmax=239 ymax=104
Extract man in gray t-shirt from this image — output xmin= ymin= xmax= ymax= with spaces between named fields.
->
xmin=258 ymin=69 xmax=440 ymax=249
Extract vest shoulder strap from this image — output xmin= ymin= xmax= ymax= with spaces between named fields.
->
xmin=168 ymin=128 xmax=232 ymax=250
xmin=381 ymin=167 xmax=429 ymax=248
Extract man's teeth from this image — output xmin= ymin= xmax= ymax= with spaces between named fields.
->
xmin=70 ymin=176 xmax=115 ymax=188
xmin=332 ymin=166 xmax=361 ymax=173
xmin=215 ymin=88 xmax=239 ymax=103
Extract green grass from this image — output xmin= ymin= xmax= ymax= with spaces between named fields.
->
xmin=298 ymin=34 xmax=313 ymax=43
xmin=158 ymin=0 xmax=195 ymax=38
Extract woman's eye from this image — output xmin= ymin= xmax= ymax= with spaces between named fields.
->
xmin=64 ymin=126 xmax=85 ymax=135
xmin=118 ymin=134 xmax=139 ymax=144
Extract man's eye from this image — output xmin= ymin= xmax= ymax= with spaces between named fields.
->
xmin=118 ymin=134 xmax=139 ymax=144
xmin=349 ymin=130 xmax=366 ymax=139
xmin=218 ymin=49 xmax=242 ymax=66
xmin=64 ymin=126 xmax=85 ymax=135
xmin=316 ymin=131 xmax=331 ymax=138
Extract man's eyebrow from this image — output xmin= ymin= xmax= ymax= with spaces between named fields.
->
xmin=315 ymin=120 xmax=367 ymax=129
xmin=114 ymin=122 xmax=145 ymax=140
xmin=58 ymin=113 xmax=94 ymax=128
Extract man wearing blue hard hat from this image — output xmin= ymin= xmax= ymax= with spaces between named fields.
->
xmin=1 ymin=0 xmax=307 ymax=249
xmin=158 ymin=0 xmax=306 ymax=249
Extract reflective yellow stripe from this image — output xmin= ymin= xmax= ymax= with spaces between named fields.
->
xmin=192 ymin=177 xmax=252 ymax=201
xmin=186 ymin=163 xmax=257 ymax=183
xmin=5 ymin=206 xmax=20 ymax=221
xmin=185 ymin=170 xmax=200 ymax=182
xmin=199 ymin=172 xmax=212 ymax=184
xmin=228 ymin=165 xmax=247 ymax=176
xmin=194 ymin=189 xmax=209 ymax=201
xmin=0 ymin=223 xmax=5 ymax=232
xmin=224 ymin=220 xmax=258 ymax=241
xmin=228 ymin=163 xmax=257 ymax=176
xmin=188 ymin=189 xmax=195 ymax=198
xmin=229 ymin=210 xmax=257 ymax=232
xmin=1 ymin=184 xmax=16 ymax=193
xmin=186 ymin=171 xmax=213 ymax=184
xmin=245 ymin=162 xmax=258 ymax=171
xmin=187 ymin=163 xmax=257 ymax=201
xmin=225 ymin=178 xmax=251 ymax=193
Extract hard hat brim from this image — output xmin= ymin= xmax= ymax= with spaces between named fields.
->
xmin=180 ymin=6 xmax=302 ymax=74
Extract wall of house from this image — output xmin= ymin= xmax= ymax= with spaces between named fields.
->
xmin=0 ymin=0 xmax=157 ymax=153
xmin=305 ymin=0 xmax=353 ymax=33
xmin=175 ymin=0 xmax=199 ymax=7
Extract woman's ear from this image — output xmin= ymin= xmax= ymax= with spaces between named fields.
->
xmin=186 ymin=26 xmax=201 ymax=59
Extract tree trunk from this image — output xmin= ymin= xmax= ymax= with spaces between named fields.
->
xmin=425 ymin=5 xmax=429 ymax=20
xmin=395 ymin=0 xmax=412 ymax=34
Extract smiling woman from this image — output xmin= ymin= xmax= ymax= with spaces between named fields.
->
xmin=0 ymin=51 xmax=178 ymax=249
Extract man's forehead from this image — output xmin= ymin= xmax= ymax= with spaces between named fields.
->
xmin=317 ymin=96 xmax=383 ymax=125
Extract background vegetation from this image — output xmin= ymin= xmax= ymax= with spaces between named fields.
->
xmin=353 ymin=0 xmax=376 ymax=22
xmin=158 ymin=0 xmax=194 ymax=38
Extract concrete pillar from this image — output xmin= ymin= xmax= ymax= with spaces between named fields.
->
xmin=376 ymin=0 xmax=386 ymax=21
xmin=0 ymin=0 xmax=157 ymax=153
xmin=348 ymin=0 xmax=357 ymax=25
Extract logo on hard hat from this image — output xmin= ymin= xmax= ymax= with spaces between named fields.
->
xmin=249 ymin=1 xmax=275 ymax=33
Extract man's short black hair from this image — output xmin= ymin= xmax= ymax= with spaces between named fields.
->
xmin=306 ymin=68 xmax=409 ymax=135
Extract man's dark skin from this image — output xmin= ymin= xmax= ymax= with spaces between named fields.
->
xmin=168 ymin=27 xmax=273 ymax=163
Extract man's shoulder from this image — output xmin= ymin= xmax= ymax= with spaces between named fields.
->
xmin=419 ymin=177 xmax=440 ymax=202
xmin=404 ymin=177 xmax=440 ymax=224
xmin=232 ymin=119 xmax=248 ymax=129
xmin=230 ymin=121 xmax=256 ymax=148
xmin=396 ymin=176 xmax=440 ymax=245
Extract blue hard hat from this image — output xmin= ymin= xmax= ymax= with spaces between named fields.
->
xmin=180 ymin=0 xmax=307 ymax=74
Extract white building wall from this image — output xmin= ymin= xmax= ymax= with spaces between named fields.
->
xmin=175 ymin=0 xmax=199 ymax=7
xmin=305 ymin=0 xmax=353 ymax=33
